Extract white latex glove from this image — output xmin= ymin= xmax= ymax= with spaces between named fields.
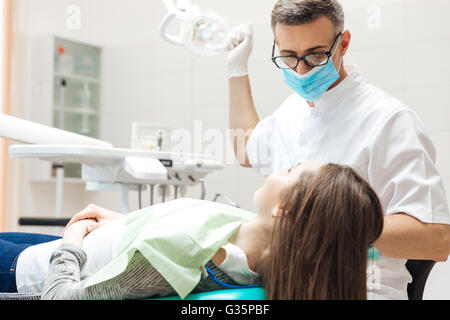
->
xmin=225 ymin=23 xmax=254 ymax=78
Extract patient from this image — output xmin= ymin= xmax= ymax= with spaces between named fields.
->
xmin=0 ymin=162 xmax=383 ymax=300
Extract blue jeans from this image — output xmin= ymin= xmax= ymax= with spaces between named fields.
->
xmin=0 ymin=233 xmax=61 ymax=293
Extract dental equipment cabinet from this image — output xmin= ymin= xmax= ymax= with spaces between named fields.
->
xmin=29 ymin=35 xmax=102 ymax=179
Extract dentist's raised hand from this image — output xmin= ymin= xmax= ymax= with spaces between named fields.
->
xmin=61 ymin=204 xmax=124 ymax=236
xmin=225 ymin=23 xmax=259 ymax=167
xmin=225 ymin=23 xmax=254 ymax=78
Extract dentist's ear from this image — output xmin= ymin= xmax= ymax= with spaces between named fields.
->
xmin=339 ymin=30 xmax=351 ymax=57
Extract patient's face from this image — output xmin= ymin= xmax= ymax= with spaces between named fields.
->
xmin=253 ymin=162 xmax=323 ymax=217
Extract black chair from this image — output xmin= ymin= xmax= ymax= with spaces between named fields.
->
xmin=18 ymin=217 xmax=70 ymax=227
xmin=405 ymin=259 xmax=436 ymax=300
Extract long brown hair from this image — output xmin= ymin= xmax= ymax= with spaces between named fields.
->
xmin=259 ymin=164 xmax=384 ymax=300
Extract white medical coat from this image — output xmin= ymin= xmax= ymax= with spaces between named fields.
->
xmin=246 ymin=65 xmax=450 ymax=299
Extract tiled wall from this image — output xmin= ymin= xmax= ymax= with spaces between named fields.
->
xmin=11 ymin=0 xmax=450 ymax=298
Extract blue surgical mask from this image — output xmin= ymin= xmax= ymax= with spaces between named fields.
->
xmin=282 ymin=57 xmax=342 ymax=102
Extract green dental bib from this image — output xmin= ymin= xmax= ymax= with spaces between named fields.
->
xmin=85 ymin=198 xmax=256 ymax=298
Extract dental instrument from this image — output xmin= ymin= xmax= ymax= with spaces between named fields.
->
xmin=150 ymin=184 xmax=155 ymax=205
xmin=200 ymin=178 xmax=205 ymax=200
xmin=213 ymin=193 xmax=240 ymax=208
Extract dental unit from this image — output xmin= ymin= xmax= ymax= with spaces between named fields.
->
xmin=1 ymin=114 xmax=223 ymax=215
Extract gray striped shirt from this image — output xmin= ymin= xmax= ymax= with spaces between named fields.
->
xmin=40 ymin=244 xmax=251 ymax=300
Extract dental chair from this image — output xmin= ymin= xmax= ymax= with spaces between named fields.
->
xmin=151 ymin=288 xmax=265 ymax=300
xmin=151 ymin=259 xmax=436 ymax=301
xmin=0 ymin=288 xmax=265 ymax=301
xmin=0 ymin=259 xmax=436 ymax=300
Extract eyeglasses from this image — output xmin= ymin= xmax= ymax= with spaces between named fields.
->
xmin=272 ymin=32 xmax=342 ymax=70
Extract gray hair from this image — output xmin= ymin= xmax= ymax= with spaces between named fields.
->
xmin=271 ymin=0 xmax=345 ymax=33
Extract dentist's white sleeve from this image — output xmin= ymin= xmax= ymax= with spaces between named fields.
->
xmin=367 ymin=108 xmax=450 ymax=224
xmin=246 ymin=116 xmax=276 ymax=176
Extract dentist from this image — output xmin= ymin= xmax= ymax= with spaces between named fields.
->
xmin=225 ymin=0 xmax=450 ymax=299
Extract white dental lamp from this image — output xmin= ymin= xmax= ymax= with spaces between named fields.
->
xmin=160 ymin=0 xmax=230 ymax=55
xmin=160 ymin=0 xmax=192 ymax=46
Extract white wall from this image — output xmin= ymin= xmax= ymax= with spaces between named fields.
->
xmin=0 ymin=0 xmax=6 ymax=228
xmin=8 ymin=0 xmax=450 ymax=299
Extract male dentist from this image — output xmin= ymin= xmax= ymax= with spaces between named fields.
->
xmin=225 ymin=0 xmax=450 ymax=299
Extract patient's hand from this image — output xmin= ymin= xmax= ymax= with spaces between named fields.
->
xmin=62 ymin=219 xmax=100 ymax=248
xmin=61 ymin=204 xmax=124 ymax=236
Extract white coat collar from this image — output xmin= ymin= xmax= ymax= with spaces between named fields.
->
xmin=308 ymin=65 xmax=363 ymax=116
